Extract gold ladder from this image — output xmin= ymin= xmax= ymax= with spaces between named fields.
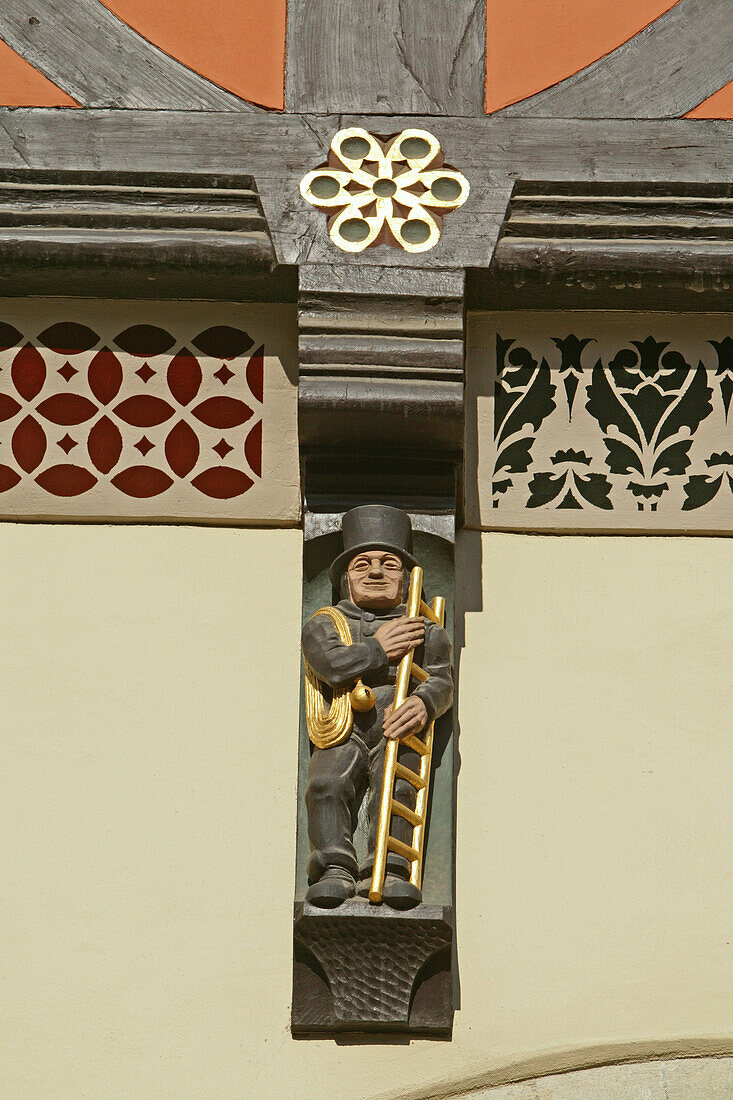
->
xmin=369 ymin=566 xmax=445 ymax=903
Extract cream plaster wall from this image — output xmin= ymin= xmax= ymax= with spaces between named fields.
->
xmin=2 ymin=526 xmax=731 ymax=1099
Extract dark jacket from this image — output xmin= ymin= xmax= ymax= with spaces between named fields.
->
xmin=302 ymin=599 xmax=453 ymax=743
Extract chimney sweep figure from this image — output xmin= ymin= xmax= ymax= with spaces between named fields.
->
xmin=303 ymin=506 xmax=453 ymax=909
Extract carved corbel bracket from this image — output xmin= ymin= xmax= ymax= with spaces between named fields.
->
xmin=298 ymin=264 xmax=466 ymax=505
xmin=293 ymin=901 xmax=453 ymax=1035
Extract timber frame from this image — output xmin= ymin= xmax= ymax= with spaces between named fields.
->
xmin=1 ymin=112 xmax=731 ymax=489
xmin=1 ymin=0 xmax=731 ymax=1037
xmin=1 ymin=111 xmax=730 ymax=504
xmin=0 ymin=113 xmax=731 ymax=278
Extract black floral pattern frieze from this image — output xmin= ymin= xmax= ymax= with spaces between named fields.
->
xmin=528 ymin=449 xmax=613 ymax=510
xmin=682 ymin=451 xmax=733 ymax=511
xmin=492 ymin=329 xmax=732 ymax=517
xmin=586 ymin=337 xmax=713 ymax=509
xmin=492 ymin=336 xmax=556 ymax=505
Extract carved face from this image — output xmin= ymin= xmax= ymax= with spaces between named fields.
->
xmin=346 ymin=550 xmax=404 ymax=609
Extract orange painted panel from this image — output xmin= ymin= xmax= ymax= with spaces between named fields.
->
xmin=100 ymin=0 xmax=285 ymax=109
xmin=486 ymin=0 xmax=679 ymax=113
xmin=686 ymin=78 xmax=733 ymax=118
xmin=0 ymin=39 xmax=78 ymax=107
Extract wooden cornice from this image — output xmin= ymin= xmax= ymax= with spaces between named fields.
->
xmin=478 ymin=180 xmax=733 ymax=310
xmin=0 ymin=167 xmax=294 ymax=300
xmin=0 ymin=112 xmax=731 ymax=277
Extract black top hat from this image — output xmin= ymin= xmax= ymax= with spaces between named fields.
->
xmin=329 ymin=505 xmax=419 ymax=587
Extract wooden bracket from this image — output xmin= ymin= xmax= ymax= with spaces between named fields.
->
xmin=293 ymin=901 xmax=453 ymax=1035
xmin=298 ymin=265 xmax=465 ymax=506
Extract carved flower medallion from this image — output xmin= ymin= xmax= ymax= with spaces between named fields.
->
xmin=300 ymin=127 xmax=469 ymax=253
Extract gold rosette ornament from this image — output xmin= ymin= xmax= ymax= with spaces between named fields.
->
xmin=300 ymin=127 xmax=469 ymax=254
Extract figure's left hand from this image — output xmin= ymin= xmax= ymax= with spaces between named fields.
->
xmin=383 ymin=696 xmax=428 ymax=740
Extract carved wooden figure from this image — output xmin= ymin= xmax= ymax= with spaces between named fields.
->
xmin=302 ymin=506 xmax=453 ymax=909
xmin=293 ymin=507 xmax=456 ymax=1035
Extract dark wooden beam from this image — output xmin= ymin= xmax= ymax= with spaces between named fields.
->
xmin=497 ymin=0 xmax=733 ymax=119
xmin=0 ymin=111 xmax=731 ymax=275
xmin=286 ymin=0 xmax=486 ymax=115
xmin=298 ymin=266 xmax=465 ymax=503
xmin=0 ymin=0 xmax=255 ymax=110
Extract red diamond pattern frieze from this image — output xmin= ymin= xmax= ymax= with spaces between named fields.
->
xmin=135 ymin=363 xmax=156 ymax=384
xmin=58 ymin=433 xmax=78 ymax=455
xmin=0 ymin=312 xmax=269 ymax=516
xmin=57 ymin=362 xmax=78 ymax=383
xmin=134 ymin=435 xmax=155 ymax=456
xmin=213 ymin=363 xmax=235 ymax=385
xmin=212 ymin=437 xmax=234 ymax=460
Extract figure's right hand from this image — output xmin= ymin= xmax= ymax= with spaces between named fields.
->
xmin=375 ymin=615 xmax=425 ymax=660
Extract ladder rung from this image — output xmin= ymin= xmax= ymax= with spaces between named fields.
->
xmin=410 ymin=662 xmax=428 ymax=683
xmin=400 ymin=733 xmax=429 ymax=756
xmin=420 ymin=599 xmax=439 ymax=624
xmin=391 ymin=799 xmax=422 ymax=827
xmin=394 ymin=761 xmax=426 ymax=789
xmin=387 ymin=837 xmax=420 ymax=862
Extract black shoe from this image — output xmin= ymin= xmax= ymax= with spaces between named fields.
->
xmin=306 ymin=867 xmax=356 ymax=908
xmin=382 ymin=873 xmax=422 ymax=910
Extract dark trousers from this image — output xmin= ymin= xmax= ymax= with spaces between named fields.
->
xmin=306 ymin=733 xmax=420 ymax=884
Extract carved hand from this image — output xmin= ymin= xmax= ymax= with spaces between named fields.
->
xmin=383 ymin=695 xmax=429 ymax=741
xmin=374 ymin=615 xmax=425 ymax=660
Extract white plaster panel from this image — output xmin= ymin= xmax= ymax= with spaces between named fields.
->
xmin=3 ymin=527 xmax=731 ymax=1098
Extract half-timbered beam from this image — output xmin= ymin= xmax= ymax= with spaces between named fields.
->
xmin=0 ymin=0 xmax=256 ymax=110
xmin=286 ymin=0 xmax=486 ymax=115
xmin=497 ymin=0 xmax=733 ymax=119
xmin=0 ymin=111 xmax=731 ymax=275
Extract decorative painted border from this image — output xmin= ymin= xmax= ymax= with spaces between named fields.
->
xmin=0 ymin=300 xmax=298 ymax=524
xmin=467 ymin=312 xmax=733 ymax=532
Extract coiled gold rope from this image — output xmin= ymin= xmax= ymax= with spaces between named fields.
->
xmin=303 ymin=607 xmax=354 ymax=749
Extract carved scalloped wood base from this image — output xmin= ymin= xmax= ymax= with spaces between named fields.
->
xmin=292 ymin=901 xmax=453 ymax=1036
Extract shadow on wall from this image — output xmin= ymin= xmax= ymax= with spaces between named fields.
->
xmin=453 ymin=525 xmax=484 ymax=1013
xmin=464 ymin=315 xmax=496 ymax=529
